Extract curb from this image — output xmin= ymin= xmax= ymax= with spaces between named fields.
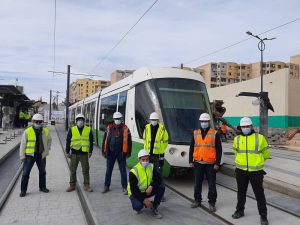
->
xmin=220 ymin=164 xmax=300 ymax=198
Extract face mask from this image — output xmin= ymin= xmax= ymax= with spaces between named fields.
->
xmin=150 ymin=120 xmax=158 ymax=126
xmin=242 ymin=128 xmax=251 ymax=135
xmin=141 ymin=162 xmax=149 ymax=168
xmin=76 ymin=120 xmax=84 ymax=127
xmin=201 ymin=122 xmax=209 ymax=129
xmin=33 ymin=124 xmax=42 ymax=129
xmin=114 ymin=119 xmax=121 ymax=125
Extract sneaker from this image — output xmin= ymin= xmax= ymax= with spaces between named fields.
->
xmin=260 ymin=216 xmax=269 ymax=225
xmin=209 ymin=203 xmax=216 ymax=212
xmin=66 ymin=185 xmax=76 ymax=192
xmin=152 ymin=208 xmax=163 ymax=219
xmin=191 ymin=201 xmax=201 ymax=208
xmin=39 ymin=188 xmax=50 ymax=193
xmin=123 ymin=188 xmax=128 ymax=195
xmin=134 ymin=210 xmax=142 ymax=215
xmin=232 ymin=211 xmax=244 ymax=219
xmin=19 ymin=192 xmax=26 ymax=197
xmin=84 ymin=185 xmax=93 ymax=192
xmin=102 ymin=186 xmax=109 ymax=193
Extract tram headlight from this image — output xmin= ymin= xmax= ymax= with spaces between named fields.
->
xmin=169 ymin=148 xmax=176 ymax=155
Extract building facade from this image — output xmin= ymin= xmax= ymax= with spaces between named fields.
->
xmin=110 ymin=70 xmax=135 ymax=84
xmin=69 ymin=78 xmax=111 ymax=103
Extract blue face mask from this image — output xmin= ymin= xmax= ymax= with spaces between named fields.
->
xmin=114 ymin=119 xmax=121 ymax=125
xmin=201 ymin=122 xmax=209 ymax=129
xmin=242 ymin=128 xmax=251 ymax=135
xmin=76 ymin=120 xmax=84 ymax=127
xmin=141 ymin=162 xmax=149 ymax=168
xmin=33 ymin=124 xmax=42 ymax=129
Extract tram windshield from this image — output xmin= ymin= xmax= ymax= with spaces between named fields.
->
xmin=135 ymin=78 xmax=211 ymax=144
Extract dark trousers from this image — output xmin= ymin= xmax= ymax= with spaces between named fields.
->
xmin=193 ymin=162 xmax=217 ymax=204
xmin=104 ymin=151 xmax=127 ymax=188
xmin=129 ymin=184 xmax=165 ymax=211
xmin=21 ymin=154 xmax=46 ymax=192
xmin=70 ymin=154 xmax=90 ymax=185
xmin=235 ymin=168 xmax=267 ymax=216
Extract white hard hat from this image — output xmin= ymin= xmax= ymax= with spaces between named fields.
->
xmin=138 ymin=149 xmax=149 ymax=158
xmin=32 ymin=114 xmax=43 ymax=121
xmin=199 ymin=113 xmax=211 ymax=121
xmin=149 ymin=112 xmax=159 ymax=120
xmin=75 ymin=114 xmax=85 ymax=120
xmin=113 ymin=112 xmax=123 ymax=119
xmin=240 ymin=117 xmax=253 ymax=126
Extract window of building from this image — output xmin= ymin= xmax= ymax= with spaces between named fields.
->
xmin=221 ymin=78 xmax=226 ymax=82
xmin=99 ymin=94 xmax=118 ymax=131
xmin=229 ymin=72 xmax=231 ymax=75
xmin=271 ymin=64 xmax=275 ymax=68
xmin=290 ymin=65 xmax=293 ymax=69
xmin=267 ymin=64 xmax=269 ymax=67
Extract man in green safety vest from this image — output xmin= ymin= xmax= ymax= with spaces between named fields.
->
xmin=19 ymin=113 xmax=52 ymax=197
xmin=65 ymin=114 xmax=94 ymax=192
xmin=127 ymin=149 xmax=165 ymax=219
xmin=143 ymin=112 xmax=168 ymax=200
xmin=232 ymin=117 xmax=270 ymax=225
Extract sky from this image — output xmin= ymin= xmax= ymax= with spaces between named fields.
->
xmin=0 ymin=0 xmax=299 ymax=102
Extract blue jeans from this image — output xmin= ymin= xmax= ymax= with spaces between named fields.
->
xmin=21 ymin=154 xmax=46 ymax=192
xmin=193 ymin=162 xmax=217 ymax=204
xmin=129 ymin=184 xmax=165 ymax=211
xmin=104 ymin=151 xmax=127 ymax=188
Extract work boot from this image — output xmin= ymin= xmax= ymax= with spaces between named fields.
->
xmin=260 ymin=216 xmax=269 ymax=225
xmin=209 ymin=203 xmax=216 ymax=212
xmin=152 ymin=208 xmax=163 ymax=219
xmin=84 ymin=184 xmax=93 ymax=192
xmin=102 ymin=186 xmax=109 ymax=193
xmin=232 ymin=211 xmax=244 ymax=219
xmin=191 ymin=200 xmax=201 ymax=208
xmin=123 ymin=188 xmax=128 ymax=195
xmin=39 ymin=188 xmax=50 ymax=193
xmin=161 ymin=196 xmax=166 ymax=202
xmin=66 ymin=184 xmax=76 ymax=192
xmin=19 ymin=192 xmax=26 ymax=197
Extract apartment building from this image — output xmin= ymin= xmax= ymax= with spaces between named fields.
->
xmin=69 ymin=78 xmax=111 ymax=103
xmin=110 ymin=70 xmax=135 ymax=84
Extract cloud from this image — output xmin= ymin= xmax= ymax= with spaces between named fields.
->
xmin=0 ymin=0 xmax=299 ymax=101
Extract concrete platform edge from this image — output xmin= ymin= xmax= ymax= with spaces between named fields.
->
xmin=220 ymin=164 xmax=300 ymax=198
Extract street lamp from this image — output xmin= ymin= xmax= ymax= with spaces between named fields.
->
xmin=243 ymin=31 xmax=276 ymax=137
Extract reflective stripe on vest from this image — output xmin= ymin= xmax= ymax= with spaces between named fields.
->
xmin=144 ymin=123 xmax=168 ymax=155
xmin=193 ymin=128 xmax=217 ymax=163
xmin=70 ymin=126 xmax=91 ymax=152
xmin=234 ymin=133 xmax=267 ymax=171
xmin=25 ymin=126 xmax=49 ymax=155
xmin=103 ymin=125 xmax=129 ymax=154
xmin=127 ymin=163 xmax=153 ymax=196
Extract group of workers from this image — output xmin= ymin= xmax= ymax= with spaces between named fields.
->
xmin=19 ymin=111 xmax=270 ymax=225
xmin=18 ymin=109 xmax=31 ymax=128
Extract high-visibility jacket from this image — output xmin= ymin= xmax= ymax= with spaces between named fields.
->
xmin=143 ymin=123 xmax=168 ymax=155
xmin=70 ymin=126 xmax=91 ymax=152
xmin=19 ymin=111 xmax=25 ymax=119
xmin=24 ymin=113 xmax=31 ymax=120
xmin=103 ymin=124 xmax=129 ymax=155
xmin=127 ymin=162 xmax=154 ymax=196
xmin=25 ymin=126 xmax=49 ymax=155
xmin=193 ymin=128 xmax=217 ymax=163
xmin=233 ymin=132 xmax=270 ymax=171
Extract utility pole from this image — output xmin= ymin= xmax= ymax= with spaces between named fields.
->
xmin=65 ymin=65 xmax=71 ymax=131
xmin=49 ymin=90 xmax=52 ymax=122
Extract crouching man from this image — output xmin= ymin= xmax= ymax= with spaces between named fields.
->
xmin=127 ymin=149 xmax=165 ymax=219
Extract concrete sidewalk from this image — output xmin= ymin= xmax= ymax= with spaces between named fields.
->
xmin=0 ymin=126 xmax=86 ymax=225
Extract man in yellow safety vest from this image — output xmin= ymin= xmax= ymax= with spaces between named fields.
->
xmin=19 ymin=113 xmax=52 ymax=197
xmin=232 ymin=117 xmax=270 ymax=225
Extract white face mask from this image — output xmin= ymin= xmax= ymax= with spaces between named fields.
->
xmin=200 ymin=122 xmax=209 ymax=129
xmin=141 ymin=161 xmax=149 ymax=168
xmin=150 ymin=120 xmax=158 ymax=126
xmin=114 ymin=119 xmax=121 ymax=125
xmin=76 ymin=120 xmax=84 ymax=127
xmin=33 ymin=123 xmax=42 ymax=129
xmin=242 ymin=127 xmax=251 ymax=135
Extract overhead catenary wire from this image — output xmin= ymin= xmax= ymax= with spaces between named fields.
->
xmin=183 ymin=17 xmax=300 ymax=65
xmin=52 ymin=0 xmax=57 ymax=77
xmin=89 ymin=0 xmax=159 ymax=75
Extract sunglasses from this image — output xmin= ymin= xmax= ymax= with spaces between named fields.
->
xmin=34 ymin=121 xmax=43 ymax=124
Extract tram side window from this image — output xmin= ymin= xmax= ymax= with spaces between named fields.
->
xmin=118 ymin=91 xmax=127 ymax=118
xmin=99 ymin=95 xmax=118 ymax=131
xmin=91 ymin=102 xmax=96 ymax=129
xmin=85 ymin=103 xmax=91 ymax=127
